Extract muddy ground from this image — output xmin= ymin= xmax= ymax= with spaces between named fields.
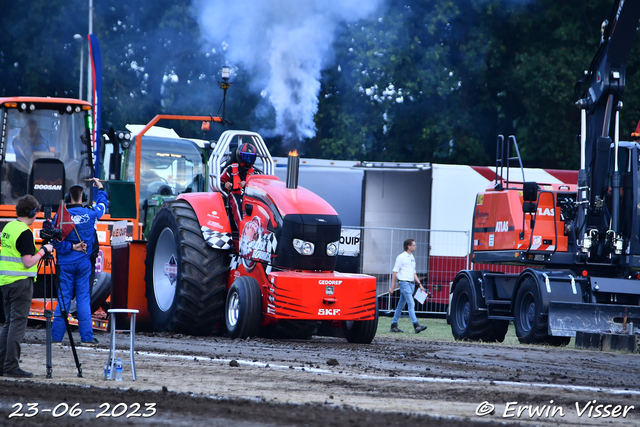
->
xmin=0 ymin=324 xmax=638 ymax=427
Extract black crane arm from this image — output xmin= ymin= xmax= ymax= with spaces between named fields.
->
xmin=576 ymin=0 xmax=640 ymax=236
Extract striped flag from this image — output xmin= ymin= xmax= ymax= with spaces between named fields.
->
xmin=89 ymin=34 xmax=102 ymax=176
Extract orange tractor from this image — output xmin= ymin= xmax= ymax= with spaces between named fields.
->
xmin=103 ymin=117 xmax=378 ymax=342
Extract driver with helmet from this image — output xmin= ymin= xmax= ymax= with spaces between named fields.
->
xmin=220 ymin=142 xmax=257 ymax=226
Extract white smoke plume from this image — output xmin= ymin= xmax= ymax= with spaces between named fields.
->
xmin=192 ymin=0 xmax=386 ymax=142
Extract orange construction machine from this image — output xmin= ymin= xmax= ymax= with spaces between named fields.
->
xmin=447 ymin=0 xmax=640 ymax=345
xmin=0 ymin=96 xmax=112 ymax=327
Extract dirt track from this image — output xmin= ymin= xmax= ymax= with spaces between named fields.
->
xmin=0 ymin=326 xmax=638 ymax=426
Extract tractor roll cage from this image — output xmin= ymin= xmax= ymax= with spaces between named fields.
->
xmin=209 ymin=130 xmax=274 ymax=193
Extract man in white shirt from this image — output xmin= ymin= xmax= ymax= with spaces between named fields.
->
xmin=389 ymin=238 xmax=428 ymax=334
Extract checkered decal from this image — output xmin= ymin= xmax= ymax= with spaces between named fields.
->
xmin=265 ymin=233 xmax=278 ymax=257
xmin=229 ymin=255 xmax=241 ymax=270
xmin=201 ymin=227 xmax=233 ymax=250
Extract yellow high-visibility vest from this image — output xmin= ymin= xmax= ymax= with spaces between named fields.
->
xmin=0 ymin=220 xmax=37 ymax=285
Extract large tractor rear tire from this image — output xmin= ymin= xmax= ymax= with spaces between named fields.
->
xmin=145 ymin=200 xmax=228 ymax=335
xmin=450 ymin=277 xmax=508 ymax=342
xmin=225 ymin=276 xmax=262 ymax=339
xmin=342 ymin=300 xmax=378 ymax=344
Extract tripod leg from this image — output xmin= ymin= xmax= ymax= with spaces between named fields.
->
xmin=40 ymin=256 xmax=54 ymax=378
xmin=60 ymin=308 xmax=83 ymax=378
xmin=45 ymin=309 xmax=52 ymax=378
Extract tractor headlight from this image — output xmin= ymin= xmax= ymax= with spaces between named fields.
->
xmin=326 ymin=241 xmax=339 ymax=257
xmin=293 ymin=238 xmax=314 ymax=255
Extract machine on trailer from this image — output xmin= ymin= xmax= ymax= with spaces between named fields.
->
xmin=447 ymin=0 xmax=640 ymax=344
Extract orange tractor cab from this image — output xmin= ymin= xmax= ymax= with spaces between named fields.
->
xmin=104 ymin=117 xmax=378 ymax=343
xmin=0 ymin=96 xmax=112 ymax=327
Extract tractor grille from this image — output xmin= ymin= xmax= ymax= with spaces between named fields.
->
xmin=275 ymin=214 xmax=341 ymax=271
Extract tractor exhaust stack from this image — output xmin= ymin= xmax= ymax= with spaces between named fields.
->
xmin=286 ymin=150 xmax=299 ymax=189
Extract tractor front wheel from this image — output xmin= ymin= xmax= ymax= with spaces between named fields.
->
xmin=225 ymin=276 xmax=262 ymax=339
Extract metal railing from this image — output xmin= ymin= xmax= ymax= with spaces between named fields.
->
xmin=340 ymin=227 xmax=470 ymax=317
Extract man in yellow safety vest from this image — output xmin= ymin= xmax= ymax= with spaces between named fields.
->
xmin=0 ymin=195 xmax=53 ymax=377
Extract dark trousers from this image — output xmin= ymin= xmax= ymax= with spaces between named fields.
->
xmin=0 ymin=278 xmax=33 ymax=372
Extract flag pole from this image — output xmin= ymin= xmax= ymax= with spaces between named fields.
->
xmin=73 ymin=228 xmax=86 ymax=254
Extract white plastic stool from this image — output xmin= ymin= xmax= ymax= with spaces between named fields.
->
xmin=107 ymin=309 xmax=139 ymax=380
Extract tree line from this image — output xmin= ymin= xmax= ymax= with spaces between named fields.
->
xmin=2 ymin=0 xmax=639 ymax=169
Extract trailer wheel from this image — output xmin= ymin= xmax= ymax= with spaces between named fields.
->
xmin=450 ymin=277 xmax=508 ymax=342
xmin=145 ymin=200 xmax=228 ymax=335
xmin=514 ymin=277 xmax=548 ymax=344
xmin=226 ymin=276 xmax=262 ymax=339
xmin=342 ymin=301 xmax=379 ymax=344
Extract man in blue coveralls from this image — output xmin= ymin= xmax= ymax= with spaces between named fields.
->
xmin=52 ymin=178 xmax=107 ymax=345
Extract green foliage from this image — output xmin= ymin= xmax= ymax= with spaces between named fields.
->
xmin=0 ymin=0 xmax=84 ymax=97
xmin=1 ymin=0 xmax=638 ymax=168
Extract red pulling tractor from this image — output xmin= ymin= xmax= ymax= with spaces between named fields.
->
xmin=127 ymin=123 xmax=378 ymax=342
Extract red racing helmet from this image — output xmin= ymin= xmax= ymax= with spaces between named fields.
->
xmin=237 ymin=143 xmax=257 ymax=167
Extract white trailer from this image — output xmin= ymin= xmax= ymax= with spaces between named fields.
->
xmin=273 ymin=157 xmax=577 ymax=311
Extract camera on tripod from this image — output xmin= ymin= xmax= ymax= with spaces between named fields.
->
xmin=40 ymin=217 xmax=62 ymax=244
xmin=38 ymin=201 xmax=61 ymax=247
xmin=40 ymin=226 xmax=61 ymax=245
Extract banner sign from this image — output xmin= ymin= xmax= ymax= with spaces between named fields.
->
xmin=111 ymin=220 xmax=128 ymax=246
xmin=339 ymin=228 xmax=361 ymax=257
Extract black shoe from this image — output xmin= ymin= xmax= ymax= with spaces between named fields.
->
xmin=5 ymin=368 xmax=33 ymax=378
xmin=414 ymin=324 xmax=427 ymax=334
xmin=81 ymin=338 xmax=100 ymax=346
xmin=390 ymin=324 xmax=404 ymax=333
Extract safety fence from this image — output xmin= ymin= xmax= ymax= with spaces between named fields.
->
xmin=340 ymin=227 xmax=523 ymax=317
xmin=339 ymin=227 xmax=466 ymax=317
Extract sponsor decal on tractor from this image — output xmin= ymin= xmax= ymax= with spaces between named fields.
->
xmin=164 ymin=255 xmax=178 ymax=286
xmin=318 ymin=309 xmax=340 ymax=316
